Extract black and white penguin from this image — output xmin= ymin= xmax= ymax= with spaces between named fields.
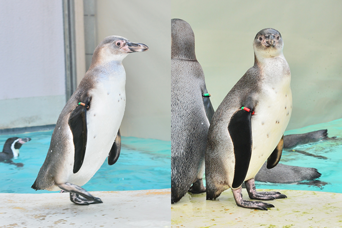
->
xmin=206 ymin=28 xmax=291 ymax=210
xmin=171 ymin=19 xmax=214 ymax=203
xmin=32 ymin=36 xmax=148 ymax=205
xmin=0 ymin=137 xmax=31 ymax=167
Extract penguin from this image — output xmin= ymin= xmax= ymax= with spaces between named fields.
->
xmin=171 ymin=18 xmax=214 ymax=204
xmin=206 ymin=28 xmax=291 ymax=210
xmin=255 ymin=129 xmax=329 ymax=184
xmin=0 ymin=137 xmax=31 ymax=167
xmin=32 ymin=36 xmax=148 ymax=205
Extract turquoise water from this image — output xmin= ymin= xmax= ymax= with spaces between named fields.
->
xmin=256 ymin=118 xmax=342 ymax=193
xmin=0 ymin=130 xmax=170 ymax=193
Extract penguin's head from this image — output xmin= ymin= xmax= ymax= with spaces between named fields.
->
xmin=92 ymin=36 xmax=149 ymax=63
xmin=253 ymin=28 xmax=283 ymax=59
xmin=3 ymin=137 xmax=31 ymax=159
xmin=171 ymin=18 xmax=196 ymax=61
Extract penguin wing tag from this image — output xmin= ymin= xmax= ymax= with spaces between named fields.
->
xmin=228 ymin=109 xmax=253 ymax=188
xmin=108 ymin=129 xmax=121 ymax=165
xmin=267 ymin=136 xmax=284 ymax=169
xmin=68 ymin=99 xmax=90 ymax=173
xmin=202 ymin=95 xmax=215 ymax=123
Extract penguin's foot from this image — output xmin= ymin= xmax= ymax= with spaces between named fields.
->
xmin=70 ymin=193 xmax=103 ymax=205
xmin=58 ymin=182 xmax=103 ymax=205
xmin=245 ymin=179 xmax=287 ymax=200
xmin=188 ymin=179 xmax=206 ymax=194
xmin=232 ymin=187 xmax=274 ymax=210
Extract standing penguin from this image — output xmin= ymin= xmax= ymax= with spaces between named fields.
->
xmin=32 ymin=36 xmax=148 ymax=205
xmin=171 ymin=19 xmax=214 ymax=203
xmin=206 ymin=28 xmax=291 ymax=210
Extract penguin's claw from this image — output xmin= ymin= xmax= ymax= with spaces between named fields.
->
xmin=245 ymin=178 xmax=287 ymax=200
xmin=77 ymin=194 xmax=103 ymax=204
xmin=232 ymin=187 xmax=276 ymax=210
xmin=70 ymin=193 xmax=103 ymax=205
xmin=58 ymin=182 xmax=103 ymax=205
xmin=237 ymin=198 xmax=275 ymax=210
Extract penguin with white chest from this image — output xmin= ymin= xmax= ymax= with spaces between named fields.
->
xmin=206 ymin=28 xmax=291 ymax=210
xmin=0 ymin=137 xmax=31 ymax=167
xmin=32 ymin=36 xmax=148 ymax=205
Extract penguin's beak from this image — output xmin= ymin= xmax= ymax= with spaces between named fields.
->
xmin=18 ymin=138 xmax=31 ymax=144
xmin=265 ymin=35 xmax=275 ymax=47
xmin=127 ymin=42 xmax=149 ymax=53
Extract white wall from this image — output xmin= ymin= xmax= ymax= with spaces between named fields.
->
xmin=0 ymin=0 xmax=66 ymax=129
xmin=96 ymin=0 xmax=171 ymax=141
xmin=172 ymin=0 xmax=342 ymax=130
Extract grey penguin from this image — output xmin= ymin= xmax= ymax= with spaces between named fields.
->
xmin=0 ymin=137 xmax=31 ymax=167
xmin=206 ymin=28 xmax=291 ymax=210
xmin=32 ymin=36 xmax=148 ymax=205
xmin=171 ymin=18 xmax=214 ymax=204
xmin=255 ymin=129 xmax=329 ymax=184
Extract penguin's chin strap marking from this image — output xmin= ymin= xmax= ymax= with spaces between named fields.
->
xmin=241 ymin=106 xmax=255 ymax=115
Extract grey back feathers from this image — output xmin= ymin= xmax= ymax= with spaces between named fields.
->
xmin=172 ymin=19 xmax=196 ymax=60
xmin=171 ymin=18 xmax=211 ymax=203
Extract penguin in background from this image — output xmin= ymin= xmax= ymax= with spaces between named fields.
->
xmin=0 ymin=137 xmax=31 ymax=167
xmin=32 ymin=36 xmax=148 ymax=205
xmin=171 ymin=18 xmax=214 ymax=204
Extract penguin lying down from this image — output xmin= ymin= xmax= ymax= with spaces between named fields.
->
xmin=255 ymin=129 xmax=331 ymax=186
xmin=0 ymin=137 xmax=31 ymax=167
xmin=32 ymin=36 xmax=148 ymax=205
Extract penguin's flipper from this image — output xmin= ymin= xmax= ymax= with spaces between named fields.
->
xmin=203 ymin=95 xmax=215 ymax=123
xmin=228 ymin=109 xmax=252 ymax=188
xmin=267 ymin=136 xmax=284 ymax=169
xmin=68 ymin=98 xmax=91 ymax=174
xmin=108 ymin=129 xmax=121 ymax=165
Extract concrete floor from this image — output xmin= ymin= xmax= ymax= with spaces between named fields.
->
xmin=0 ymin=189 xmax=171 ymax=228
xmin=171 ymin=189 xmax=342 ymax=228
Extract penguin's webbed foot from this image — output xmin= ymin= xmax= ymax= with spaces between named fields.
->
xmin=245 ymin=179 xmax=287 ymax=200
xmin=58 ymin=182 xmax=103 ymax=205
xmin=188 ymin=179 xmax=206 ymax=194
xmin=70 ymin=193 xmax=103 ymax=205
xmin=232 ymin=187 xmax=274 ymax=210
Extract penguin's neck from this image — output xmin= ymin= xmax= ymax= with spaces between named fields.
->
xmin=255 ymin=53 xmax=291 ymax=85
xmin=89 ymin=47 xmax=127 ymax=72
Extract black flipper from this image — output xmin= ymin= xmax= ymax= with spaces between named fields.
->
xmin=202 ymin=94 xmax=215 ymax=123
xmin=267 ymin=136 xmax=284 ymax=169
xmin=108 ymin=129 xmax=121 ymax=165
xmin=68 ymin=98 xmax=91 ymax=173
xmin=228 ymin=109 xmax=252 ymax=188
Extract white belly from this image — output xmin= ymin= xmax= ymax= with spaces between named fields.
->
xmin=245 ymin=84 xmax=292 ymax=180
xmin=68 ymin=79 xmax=126 ymax=186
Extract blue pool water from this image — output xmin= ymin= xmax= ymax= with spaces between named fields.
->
xmin=256 ymin=118 xmax=342 ymax=193
xmin=0 ymin=130 xmax=170 ymax=193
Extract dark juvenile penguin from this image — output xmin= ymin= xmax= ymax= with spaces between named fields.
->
xmin=256 ymin=129 xmax=329 ymax=184
xmin=171 ymin=19 xmax=214 ymax=203
xmin=206 ymin=28 xmax=291 ymax=210
xmin=32 ymin=36 xmax=148 ymax=205
xmin=283 ymin=129 xmax=328 ymax=148
xmin=0 ymin=137 xmax=31 ymax=167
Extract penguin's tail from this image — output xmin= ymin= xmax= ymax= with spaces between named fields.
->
xmin=31 ymin=179 xmax=40 ymax=190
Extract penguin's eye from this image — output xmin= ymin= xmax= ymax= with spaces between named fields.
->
xmin=258 ymin=37 xmax=262 ymax=41
xmin=116 ymin=41 xmax=121 ymax=47
xmin=276 ymin=36 xmax=280 ymax=40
